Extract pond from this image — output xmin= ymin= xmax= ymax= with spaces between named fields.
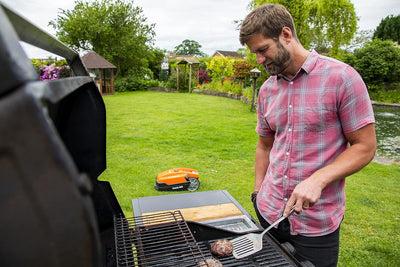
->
xmin=373 ymin=105 xmax=400 ymax=161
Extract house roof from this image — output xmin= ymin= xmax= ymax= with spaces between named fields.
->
xmin=212 ymin=50 xmax=243 ymax=58
xmin=81 ymin=51 xmax=116 ymax=69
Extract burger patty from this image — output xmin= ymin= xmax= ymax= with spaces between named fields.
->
xmin=210 ymin=239 xmax=233 ymax=257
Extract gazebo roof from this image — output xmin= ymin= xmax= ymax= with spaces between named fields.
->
xmin=177 ymin=57 xmax=200 ymax=65
xmin=82 ymin=51 xmax=116 ymax=69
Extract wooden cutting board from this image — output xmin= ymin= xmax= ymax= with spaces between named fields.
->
xmin=142 ymin=203 xmax=243 ymax=222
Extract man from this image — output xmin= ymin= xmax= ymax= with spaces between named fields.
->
xmin=239 ymin=4 xmax=376 ymax=267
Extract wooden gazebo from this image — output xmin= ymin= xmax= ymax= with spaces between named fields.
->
xmin=177 ymin=57 xmax=200 ymax=93
xmin=82 ymin=51 xmax=116 ymax=95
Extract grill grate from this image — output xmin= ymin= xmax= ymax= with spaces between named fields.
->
xmin=115 ymin=211 xmax=298 ymax=267
xmin=197 ymin=238 xmax=294 ymax=267
xmin=114 ymin=211 xmax=206 ymax=267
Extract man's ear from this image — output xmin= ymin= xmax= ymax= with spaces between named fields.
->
xmin=280 ymin=27 xmax=292 ymax=45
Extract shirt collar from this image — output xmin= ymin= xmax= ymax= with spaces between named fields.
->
xmin=301 ymin=49 xmax=319 ymax=75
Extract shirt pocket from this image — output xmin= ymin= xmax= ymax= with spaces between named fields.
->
xmin=301 ymin=103 xmax=339 ymax=145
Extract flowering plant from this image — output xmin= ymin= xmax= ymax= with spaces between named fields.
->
xmin=38 ymin=64 xmax=61 ymax=81
xmin=198 ymin=69 xmax=211 ymax=84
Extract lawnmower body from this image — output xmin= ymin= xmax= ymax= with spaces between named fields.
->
xmin=155 ymin=168 xmax=200 ymax=191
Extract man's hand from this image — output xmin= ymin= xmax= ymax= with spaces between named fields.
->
xmin=283 ymin=175 xmax=324 ymax=217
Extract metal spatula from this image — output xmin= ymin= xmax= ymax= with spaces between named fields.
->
xmin=231 ymin=206 xmax=296 ymax=259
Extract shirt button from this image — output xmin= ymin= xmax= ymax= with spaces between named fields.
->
xmin=288 ymin=128 xmax=292 ymax=132
xmin=284 ymin=198 xmax=288 ymax=202
xmin=290 ymin=81 xmax=293 ymax=85
xmin=286 ymin=152 xmax=289 ymax=156
xmin=289 ymin=105 xmax=293 ymax=109
xmin=284 ymin=175 xmax=288 ymax=179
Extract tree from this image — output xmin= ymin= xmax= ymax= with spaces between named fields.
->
xmin=146 ymin=47 xmax=167 ymax=80
xmin=342 ymin=29 xmax=373 ymax=53
xmin=351 ymin=39 xmax=400 ymax=86
xmin=311 ymin=0 xmax=357 ymax=56
xmin=373 ymin=15 xmax=400 ymax=43
xmin=49 ymin=0 xmax=155 ymax=77
xmin=249 ymin=0 xmax=357 ymax=57
xmin=174 ymin=39 xmax=206 ymax=57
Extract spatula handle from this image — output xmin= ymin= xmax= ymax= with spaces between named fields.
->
xmin=261 ymin=206 xmax=296 ymax=236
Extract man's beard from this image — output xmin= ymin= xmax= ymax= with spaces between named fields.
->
xmin=263 ymin=41 xmax=291 ymax=76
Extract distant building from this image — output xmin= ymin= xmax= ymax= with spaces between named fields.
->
xmin=81 ymin=51 xmax=116 ymax=95
xmin=212 ymin=50 xmax=243 ymax=59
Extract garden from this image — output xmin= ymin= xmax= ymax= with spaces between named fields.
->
xmin=17 ymin=1 xmax=400 ymax=266
xmin=99 ymin=91 xmax=400 ymax=267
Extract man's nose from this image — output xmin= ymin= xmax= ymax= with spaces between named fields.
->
xmin=256 ymin=53 xmax=266 ymax=65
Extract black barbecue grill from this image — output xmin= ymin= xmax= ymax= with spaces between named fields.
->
xmin=1 ymin=4 xmax=311 ymax=267
xmin=114 ymin=210 xmax=303 ymax=267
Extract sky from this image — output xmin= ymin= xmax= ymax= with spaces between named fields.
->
xmin=1 ymin=0 xmax=400 ymax=59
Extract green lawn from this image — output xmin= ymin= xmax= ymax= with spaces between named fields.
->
xmin=99 ymin=91 xmax=400 ymax=266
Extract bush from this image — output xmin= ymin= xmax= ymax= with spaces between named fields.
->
xmin=164 ymin=73 xmax=196 ymax=92
xmin=115 ymin=77 xmax=160 ymax=92
xmin=206 ymin=56 xmax=235 ymax=81
xmin=31 ymin=58 xmax=70 ymax=80
xmin=198 ymin=77 xmax=245 ymax=95
xmin=165 ymin=74 xmax=178 ymax=90
xmin=369 ymin=86 xmax=400 ymax=103
xmin=233 ymin=61 xmax=255 ymax=84
xmin=352 ymin=39 xmax=400 ymax=87
xmin=198 ymin=70 xmax=211 ymax=84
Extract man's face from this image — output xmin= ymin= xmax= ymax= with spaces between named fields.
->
xmin=246 ymin=33 xmax=291 ymax=76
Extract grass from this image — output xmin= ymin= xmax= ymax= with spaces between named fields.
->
xmin=99 ymin=91 xmax=400 ymax=266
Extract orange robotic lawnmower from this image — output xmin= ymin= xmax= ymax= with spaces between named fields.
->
xmin=155 ymin=167 xmax=200 ymax=191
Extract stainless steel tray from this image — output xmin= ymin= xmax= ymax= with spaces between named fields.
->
xmin=200 ymin=215 xmax=260 ymax=233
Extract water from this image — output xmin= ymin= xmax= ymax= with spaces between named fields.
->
xmin=373 ymin=105 xmax=400 ymax=160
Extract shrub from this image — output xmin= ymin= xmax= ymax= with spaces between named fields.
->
xmin=206 ymin=56 xmax=235 ymax=81
xmin=233 ymin=61 xmax=255 ymax=80
xmin=115 ymin=77 xmax=161 ymax=92
xmin=38 ymin=64 xmax=61 ymax=80
xmin=198 ymin=70 xmax=211 ymax=84
xmin=198 ymin=77 xmax=245 ymax=95
xmin=32 ymin=59 xmax=70 ymax=80
xmin=165 ymin=74 xmax=178 ymax=90
xmin=352 ymin=39 xmax=400 ymax=87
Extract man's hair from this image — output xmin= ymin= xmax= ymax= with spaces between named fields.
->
xmin=239 ymin=4 xmax=298 ymax=45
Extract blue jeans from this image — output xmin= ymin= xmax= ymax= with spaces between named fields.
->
xmin=253 ymin=199 xmax=340 ymax=267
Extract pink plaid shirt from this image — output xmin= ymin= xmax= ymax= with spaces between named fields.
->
xmin=255 ymin=50 xmax=375 ymax=237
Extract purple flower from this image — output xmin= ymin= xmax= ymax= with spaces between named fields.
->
xmin=39 ymin=64 xmax=62 ymax=81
